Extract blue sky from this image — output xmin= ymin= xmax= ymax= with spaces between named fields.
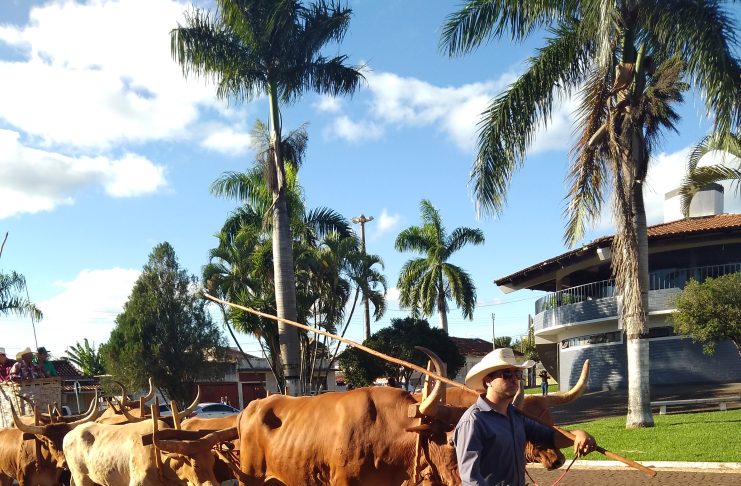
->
xmin=1 ymin=0 xmax=739 ymax=360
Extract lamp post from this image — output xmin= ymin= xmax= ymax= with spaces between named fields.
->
xmin=352 ymin=214 xmax=374 ymax=340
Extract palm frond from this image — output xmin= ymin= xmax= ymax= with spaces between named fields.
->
xmin=471 ymin=18 xmax=593 ymax=216
xmin=444 ymin=227 xmax=485 ymax=258
xmin=640 ymin=0 xmax=741 ymax=133
xmin=440 ymin=0 xmax=581 ymax=56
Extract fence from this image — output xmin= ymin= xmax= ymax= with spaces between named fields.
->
xmin=0 ymin=378 xmax=62 ymax=427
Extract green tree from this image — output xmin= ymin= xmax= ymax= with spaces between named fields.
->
xmin=680 ymin=131 xmax=741 ymax=216
xmin=494 ymin=336 xmax=512 ymax=348
xmin=172 ymin=0 xmax=364 ymax=395
xmin=339 ymin=317 xmax=465 ymax=389
xmin=441 ymin=0 xmax=740 ymax=428
xmin=65 ymin=339 xmax=106 ymax=376
xmin=672 ymin=273 xmax=741 ymax=358
xmin=101 ymin=242 xmax=227 ymax=406
xmin=395 ymin=199 xmax=484 ymax=333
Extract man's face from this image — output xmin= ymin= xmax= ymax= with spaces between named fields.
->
xmin=485 ymin=368 xmax=522 ymax=398
xmin=0 ymin=354 xmax=6 ymax=364
xmin=22 ymin=353 xmax=32 ymax=364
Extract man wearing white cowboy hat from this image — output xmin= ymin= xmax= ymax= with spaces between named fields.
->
xmin=0 ymin=347 xmax=15 ymax=382
xmin=9 ymin=346 xmax=43 ymax=382
xmin=454 ymin=348 xmax=595 ymax=485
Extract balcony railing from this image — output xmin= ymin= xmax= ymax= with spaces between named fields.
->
xmin=534 ymin=262 xmax=741 ymax=315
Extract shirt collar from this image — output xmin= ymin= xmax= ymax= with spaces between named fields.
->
xmin=475 ymin=394 xmax=516 ymax=417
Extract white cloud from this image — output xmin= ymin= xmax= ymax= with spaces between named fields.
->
xmin=325 ymin=115 xmax=384 ymax=142
xmin=385 ymin=286 xmax=400 ymax=303
xmin=329 ymin=69 xmax=576 ymax=154
xmin=200 ymin=127 xmax=253 ymax=155
xmin=0 ymin=268 xmax=140 ymax=358
xmin=314 ymin=95 xmax=342 ymax=113
xmin=0 ymin=128 xmax=166 ymax=218
xmin=0 ymin=0 xmax=225 ymax=149
xmin=592 ymin=146 xmax=741 ymax=233
xmin=374 ymin=208 xmax=400 ymax=236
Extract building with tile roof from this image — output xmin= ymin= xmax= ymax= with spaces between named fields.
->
xmin=495 ymin=185 xmax=741 ymax=391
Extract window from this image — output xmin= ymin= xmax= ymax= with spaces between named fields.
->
xmin=202 ymin=404 xmax=236 ymax=413
xmin=562 ymin=330 xmax=622 ymax=348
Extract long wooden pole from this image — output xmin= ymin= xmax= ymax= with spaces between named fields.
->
xmin=205 ymin=293 xmax=656 ymax=478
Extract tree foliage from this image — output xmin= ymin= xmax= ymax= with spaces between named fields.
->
xmin=395 ymin=199 xmax=484 ymax=333
xmin=672 ymin=273 xmax=741 ymax=357
xmin=338 ymin=317 xmax=465 ymax=388
xmin=101 ymin=242 xmax=227 ymax=406
xmin=65 ymin=338 xmax=106 ymax=376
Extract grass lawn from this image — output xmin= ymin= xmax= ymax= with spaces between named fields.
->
xmin=558 ymin=409 xmax=741 ymax=462
xmin=524 ymin=384 xmax=558 ymax=395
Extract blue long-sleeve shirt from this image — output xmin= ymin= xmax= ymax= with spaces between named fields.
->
xmin=454 ymin=395 xmax=555 ymax=486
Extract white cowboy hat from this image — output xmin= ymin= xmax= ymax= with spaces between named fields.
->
xmin=465 ymin=348 xmax=535 ymax=391
xmin=0 ymin=347 xmax=6 ymax=355
xmin=15 ymin=347 xmax=33 ymax=360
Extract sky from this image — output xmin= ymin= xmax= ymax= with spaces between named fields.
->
xmin=1 ymin=0 xmax=740 ymax=361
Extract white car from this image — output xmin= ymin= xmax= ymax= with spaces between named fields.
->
xmin=189 ymin=402 xmax=240 ymax=419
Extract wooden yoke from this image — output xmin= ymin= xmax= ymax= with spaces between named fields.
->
xmin=150 ymin=400 xmax=163 ymax=482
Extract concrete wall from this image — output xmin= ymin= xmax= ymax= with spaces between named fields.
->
xmin=559 ymin=337 xmax=741 ymax=391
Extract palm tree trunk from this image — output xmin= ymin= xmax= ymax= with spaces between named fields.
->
xmin=437 ymin=278 xmax=448 ymax=333
xmin=269 ymin=83 xmax=300 ymax=396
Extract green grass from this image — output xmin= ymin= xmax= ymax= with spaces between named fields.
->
xmin=559 ymin=409 xmax=741 ymax=462
xmin=524 ymin=384 xmax=558 ymax=395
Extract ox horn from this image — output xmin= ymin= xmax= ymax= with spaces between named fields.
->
xmin=543 ymin=359 xmax=590 ymax=406
xmin=10 ymin=401 xmax=44 ymax=435
xmin=154 ymin=426 xmax=238 ymax=456
xmin=417 ymin=346 xmax=445 ymax=418
xmin=115 ymin=397 xmax=147 ymax=423
xmin=68 ymin=392 xmax=101 ymax=427
xmin=513 ymin=382 xmax=525 ymax=409
xmin=140 ymin=377 xmax=156 ymax=402
xmin=175 ymin=385 xmax=202 ymax=421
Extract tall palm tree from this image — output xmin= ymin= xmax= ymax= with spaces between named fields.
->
xmin=0 ymin=270 xmax=42 ymax=321
xmin=172 ymin=0 xmax=364 ymax=395
xmin=441 ymin=1 xmax=740 ymax=427
xmin=395 ymin=199 xmax=484 ymax=333
xmin=680 ymin=131 xmax=741 ymax=215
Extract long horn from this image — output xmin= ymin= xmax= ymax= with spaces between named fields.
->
xmin=111 ymin=380 xmax=131 ymax=408
xmin=513 ymin=381 xmax=525 ymax=409
xmin=115 ymin=397 xmax=146 ymax=423
xmin=154 ymin=427 xmax=238 ymax=456
xmin=140 ymin=377 xmax=156 ymax=402
xmin=176 ymin=385 xmax=202 ymax=421
xmin=68 ymin=392 xmax=101 ymax=427
xmin=417 ymin=346 xmax=445 ymax=418
xmin=544 ymin=359 xmax=590 ymax=406
xmin=10 ymin=401 xmax=44 ymax=435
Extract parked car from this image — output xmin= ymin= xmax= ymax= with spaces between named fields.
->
xmin=188 ymin=402 xmax=240 ymax=419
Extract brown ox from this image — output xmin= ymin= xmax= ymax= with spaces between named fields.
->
xmin=0 ymin=396 xmax=99 ymax=486
xmin=180 ymin=415 xmax=240 ymax=483
xmin=63 ymin=414 xmax=234 ymax=486
xmin=231 ymin=348 xmax=459 ymax=486
xmin=96 ymin=378 xmax=157 ymax=423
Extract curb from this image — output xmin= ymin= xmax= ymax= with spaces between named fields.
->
xmin=543 ymin=460 xmax=741 ymax=471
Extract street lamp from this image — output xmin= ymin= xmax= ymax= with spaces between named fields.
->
xmin=352 ymin=214 xmax=374 ymax=340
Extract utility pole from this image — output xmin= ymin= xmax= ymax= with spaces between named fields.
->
xmin=352 ymin=214 xmax=374 ymax=340
xmin=491 ymin=313 xmax=496 ymax=350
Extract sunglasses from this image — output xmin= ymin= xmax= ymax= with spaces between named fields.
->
xmin=492 ymin=369 xmax=523 ymax=380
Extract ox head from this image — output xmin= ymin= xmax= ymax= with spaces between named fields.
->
xmin=145 ymin=427 xmax=240 ymax=486
xmin=11 ymin=393 xmax=100 ymax=471
xmin=519 ymin=360 xmax=590 ymax=470
xmin=405 ymin=347 xmax=461 ymax=486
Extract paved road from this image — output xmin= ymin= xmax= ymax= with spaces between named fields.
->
xmin=525 ymin=466 xmax=741 ymax=485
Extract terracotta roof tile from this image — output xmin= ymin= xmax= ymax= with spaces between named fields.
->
xmin=496 ymin=214 xmax=741 ymax=285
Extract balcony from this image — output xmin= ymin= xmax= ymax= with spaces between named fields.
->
xmin=533 ymin=263 xmax=741 ymax=333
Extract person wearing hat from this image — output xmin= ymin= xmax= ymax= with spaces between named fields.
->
xmin=454 ymin=348 xmax=596 ymax=485
xmin=0 ymin=347 xmax=15 ymax=382
xmin=9 ymin=347 xmax=43 ymax=382
xmin=35 ymin=346 xmax=58 ymax=377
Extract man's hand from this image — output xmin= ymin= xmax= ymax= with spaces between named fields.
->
xmin=571 ymin=429 xmax=596 ymax=456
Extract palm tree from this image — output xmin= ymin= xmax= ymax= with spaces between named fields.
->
xmin=680 ymin=131 xmax=741 ymax=215
xmin=65 ymin=339 xmax=106 ymax=376
xmin=0 ymin=271 xmax=42 ymax=321
xmin=395 ymin=199 xmax=484 ymax=333
xmin=172 ymin=0 xmax=364 ymax=395
xmin=441 ymin=1 xmax=740 ymax=427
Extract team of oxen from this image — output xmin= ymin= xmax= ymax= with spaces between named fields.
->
xmin=0 ymin=350 xmax=590 ymax=485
